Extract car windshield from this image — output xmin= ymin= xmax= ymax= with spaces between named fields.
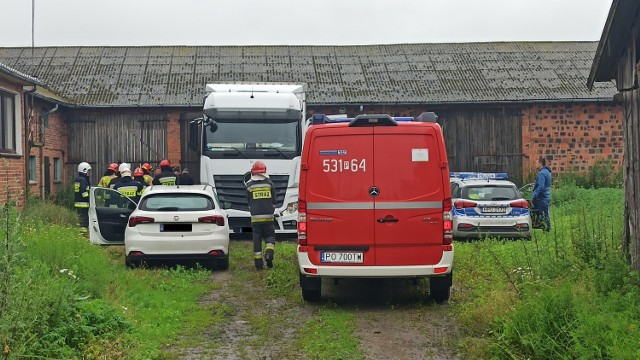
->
xmin=462 ymin=185 xmax=519 ymax=201
xmin=139 ymin=193 xmax=214 ymax=211
xmin=204 ymin=118 xmax=300 ymax=159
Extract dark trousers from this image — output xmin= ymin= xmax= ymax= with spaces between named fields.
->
xmin=76 ymin=207 xmax=89 ymax=229
xmin=533 ymin=200 xmax=551 ymax=232
xmin=252 ymin=221 xmax=275 ymax=254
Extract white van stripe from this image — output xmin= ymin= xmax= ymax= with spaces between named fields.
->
xmin=376 ymin=202 xmax=441 ymax=209
xmin=307 ymin=202 xmax=442 ymax=210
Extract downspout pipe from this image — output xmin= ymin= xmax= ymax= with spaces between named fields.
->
xmin=24 ymin=86 xmax=36 ymax=206
xmin=40 ymin=104 xmax=58 ymax=199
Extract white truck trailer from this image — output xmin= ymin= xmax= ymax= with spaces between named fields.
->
xmin=190 ymin=83 xmax=306 ymax=234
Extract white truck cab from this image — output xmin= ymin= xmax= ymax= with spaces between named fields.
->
xmin=191 ymin=83 xmax=306 ymax=234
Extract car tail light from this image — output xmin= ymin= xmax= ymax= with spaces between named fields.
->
xmin=198 ymin=215 xmax=225 ymax=226
xmin=208 ymin=250 xmax=225 ymax=255
xmin=454 ymin=199 xmax=477 ymax=209
xmin=434 ymin=267 xmax=449 ymax=274
xmin=510 ymin=200 xmax=529 ymax=208
xmin=443 ymin=198 xmax=453 ymax=250
xmin=303 ymin=268 xmax=317 ymax=274
xmin=129 ymin=251 xmax=144 ymax=256
xmin=298 ymin=200 xmax=307 ymax=246
xmin=128 ymin=216 xmax=154 ymax=227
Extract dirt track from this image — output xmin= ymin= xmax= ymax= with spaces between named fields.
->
xmin=167 ymin=240 xmax=460 ymax=360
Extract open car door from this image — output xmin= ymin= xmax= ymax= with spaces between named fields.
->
xmin=89 ymin=187 xmax=137 ymax=245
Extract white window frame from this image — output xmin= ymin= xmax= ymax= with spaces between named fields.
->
xmin=0 ymin=88 xmax=22 ymax=156
xmin=28 ymin=156 xmax=36 ymax=182
xmin=53 ymin=157 xmax=61 ymax=182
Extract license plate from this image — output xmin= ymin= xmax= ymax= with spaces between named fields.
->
xmin=482 ymin=207 xmax=507 ymax=213
xmin=160 ymin=223 xmax=192 ymax=232
xmin=321 ymin=252 xmax=364 ymax=264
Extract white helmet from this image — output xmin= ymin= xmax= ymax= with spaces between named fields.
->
xmin=78 ymin=162 xmax=91 ymax=174
xmin=118 ymin=162 xmax=130 ymax=173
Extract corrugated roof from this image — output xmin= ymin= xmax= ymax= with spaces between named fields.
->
xmin=0 ymin=42 xmax=616 ymax=107
xmin=0 ymin=61 xmax=43 ymax=85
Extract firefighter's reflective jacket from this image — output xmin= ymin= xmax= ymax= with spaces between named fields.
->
xmin=74 ymin=174 xmax=91 ymax=208
xmin=152 ymin=170 xmax=177 ymax=186
xmin=113 ymin=176 xmax=145 ymax=203
xmin=246 ymin=177 xmax=276 ymax=223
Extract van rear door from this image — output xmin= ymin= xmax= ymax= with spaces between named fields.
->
xmin=304 ymin=126 xmax=376 ymax=266
xmin=373 ymin=124 xmax=446 ymax=265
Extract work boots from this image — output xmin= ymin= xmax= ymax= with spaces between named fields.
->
xmin=264 ymin=243 xmax=275 ymax=268
xmin=254 ymin=257 xmax=264 ymax=270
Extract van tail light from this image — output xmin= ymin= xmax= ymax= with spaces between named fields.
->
xmin=509 ymin=200 xmax=529 ymax=209
xmin=298 ymin=200 xmax=307 ymax=246
xmin=198 ymin=215 xmax=225 ymax=226
xmin=442 ymin=198 xmax=453 ymax=250
xmin=128 ymin=216 xmax=154 ymax=227
xmin=454 ymin=199 xmax=477 ymax=209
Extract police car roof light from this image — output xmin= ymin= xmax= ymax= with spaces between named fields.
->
xmin=450 ymin=172 xmax=509 ymax=180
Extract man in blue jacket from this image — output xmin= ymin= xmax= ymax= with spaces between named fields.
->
xmin=531 ymin=156 xmax=552 ymax=232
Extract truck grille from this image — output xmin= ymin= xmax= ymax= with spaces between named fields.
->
xmin=213 ymin=175 xmax=289 ymax=212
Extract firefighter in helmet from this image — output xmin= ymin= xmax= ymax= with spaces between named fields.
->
xmin=152 ymin=159 xmax=177 ymax=185
xmin=98 ymin=163 xmax=118 ymax=188
xmin=133 ymin=167 xmax=148 ymax=194
xmin=114 ymin=166 xmax=145 ymax=204
xmin=246 ymin=161 xmax=276 ymax=269
xmin=74 ymin=162 xmax=92 ymax=233
xmin=141 ymin=163 xmax=154 ymax=186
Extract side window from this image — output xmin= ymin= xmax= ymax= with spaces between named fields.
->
xmin=94 ymin=188 xmax=136 ymax=210
xmin=53 ymin=158 xmax=61 ymax=182
xmin=450 ymin=183 xmax=460 ymax=198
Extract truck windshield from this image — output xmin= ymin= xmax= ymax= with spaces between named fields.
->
xmin=204 ymin=118 xmax=300 ymax=159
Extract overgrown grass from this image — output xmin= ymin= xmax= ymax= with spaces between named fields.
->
xmin=453 ymin=185 xmax=640 ymax=359
xmin=0 ymin=198 xmax=221 ymax=359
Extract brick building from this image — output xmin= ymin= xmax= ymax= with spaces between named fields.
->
xmin=0 ymin=42 xmax=622 ymax=203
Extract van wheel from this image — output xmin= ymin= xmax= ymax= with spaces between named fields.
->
xmin=430 ymin=274 xmax=453 ymax=304
xmin=299 ymin=273 xmax=321 ymax=302
xmin=430 ymin=286 xmax=450 ymax=304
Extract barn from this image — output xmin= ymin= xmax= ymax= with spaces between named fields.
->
xmin=0 ymin=41 xmax=620 ymax=204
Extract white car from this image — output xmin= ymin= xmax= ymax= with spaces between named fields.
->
xmin=450 ymin=172 xmax=531 ymax=240
xmin=89 ymin=185 xmax=230 ymax=270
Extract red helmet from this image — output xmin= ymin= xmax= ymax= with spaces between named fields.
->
xmin=159 ymin=159 xmax=171 ymax=168
xmin=142 ymin=163 xmax=152 ymax=172
xmin=133 ymin=167 xmax=144 ymax=177
xmin=108 ymin=163 xmax=118 ymax=171
xmin=251 ymin=161 xmax=267 ymax=174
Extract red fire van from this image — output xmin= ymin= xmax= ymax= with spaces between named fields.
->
xmin=297 ymin=113 xmax=453 ymax=302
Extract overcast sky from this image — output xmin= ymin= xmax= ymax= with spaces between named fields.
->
xmin=0 ymin=0 xmax=614 ymax=47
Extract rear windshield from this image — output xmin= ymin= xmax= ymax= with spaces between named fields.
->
xmin=462 ymin=185 xmax=519 ymax=201
xmin=139 ymin=194 xmax=215 ymax=211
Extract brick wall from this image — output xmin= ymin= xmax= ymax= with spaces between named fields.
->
xmin=522 ymin=102 xmax=624 ymax=176
xmin=0 ymin=80 xmax=26 ymax=207
xmin=166 ymin=111 xmax=182 ymax=168
xmin=27 ymin=103 xmax=68 ymax=199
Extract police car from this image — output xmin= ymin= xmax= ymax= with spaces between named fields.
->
xmin=450 ymin=172 xmax=531 ymax=240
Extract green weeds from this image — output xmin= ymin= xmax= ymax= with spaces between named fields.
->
xmin=453 ymin=186 xmax=640 ymax=359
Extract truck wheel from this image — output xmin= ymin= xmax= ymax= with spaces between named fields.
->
xmin=299 ymin=273 xmax=321 ymax=302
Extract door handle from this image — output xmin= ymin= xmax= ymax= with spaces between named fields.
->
xmin=119 ymin=214 xmax=128 ymax=218
xmin=377 ymin=216 xmax=399 ymax=223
